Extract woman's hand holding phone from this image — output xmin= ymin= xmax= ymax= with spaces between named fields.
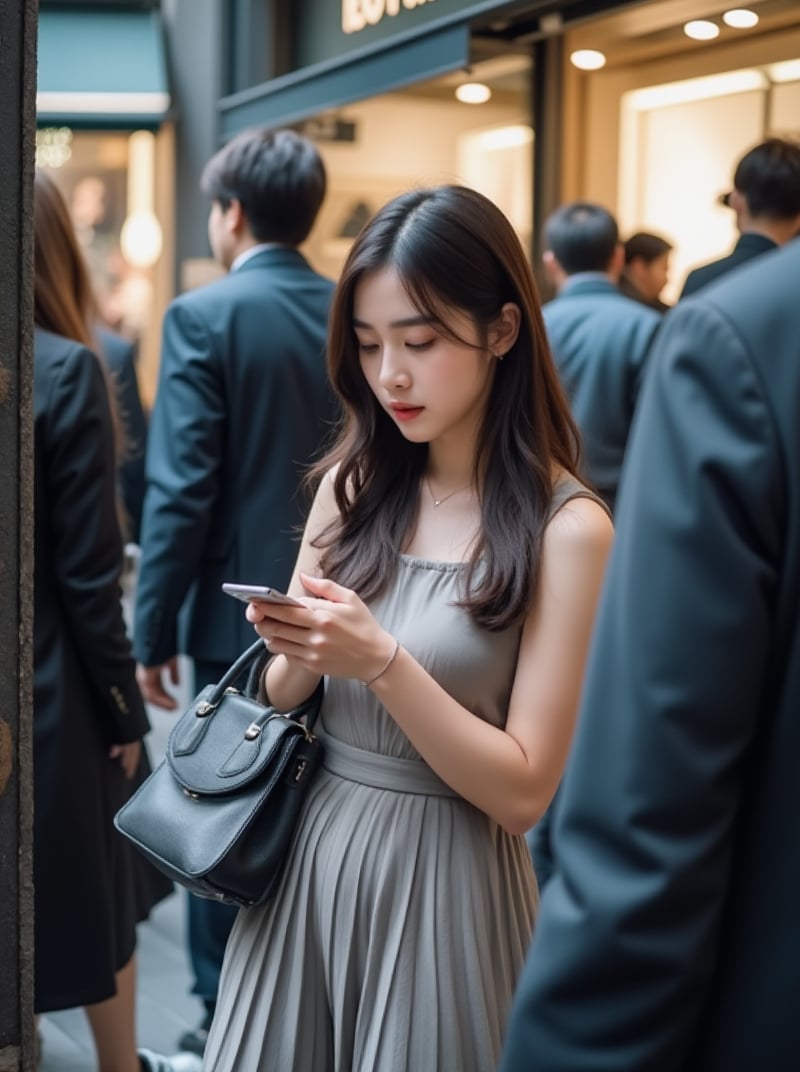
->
xmin=259 ymin=573 xmax=395 ymax=684
xmin=223 ymin=575 xmax=395 ymax=689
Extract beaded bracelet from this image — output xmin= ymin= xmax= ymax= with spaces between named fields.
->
xmin=360 ymin=638 xmax=400 ymax=687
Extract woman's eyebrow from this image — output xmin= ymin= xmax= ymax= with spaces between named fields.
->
xmin=353 ymin=315 xmax=434 ymax=329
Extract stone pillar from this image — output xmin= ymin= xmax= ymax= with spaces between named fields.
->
xmin=532 ymin=34 xmax=564 ymax=298
xmin=161 ymin=0 xmax=225 ymax=291
xmin=0 ymin=0 xmax=37 ymax=1069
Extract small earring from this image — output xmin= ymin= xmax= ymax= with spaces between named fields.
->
xmin=494 ymin=351 xmax=505 ymax=361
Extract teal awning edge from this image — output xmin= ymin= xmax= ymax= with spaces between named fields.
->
xmin=219 ymin=23 xmax=471 ymax=139
xmin=37 ymin=9 xmax=170 ymax=129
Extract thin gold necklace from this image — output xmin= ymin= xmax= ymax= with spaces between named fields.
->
xmin=426 ymin=475 xmax=471 ymax=508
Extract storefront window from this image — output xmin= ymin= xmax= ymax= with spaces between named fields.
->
xmin=36 ymin=127 xmax=160 ymax=343
xmin=562 ymin=1 xmax=800 ymax=300
xmin=299 ymin=53 xmax=534 ymax=277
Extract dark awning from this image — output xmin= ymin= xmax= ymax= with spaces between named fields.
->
xmin=219 ymin=23 xmax=470 ymax=140
xmin=37 ymin=9 xmax=170 ymax=129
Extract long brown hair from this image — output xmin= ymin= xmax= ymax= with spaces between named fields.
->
xmin=33 ymin=168 xmax=126 ymax=461
xmin=313 ymin=184 xmax=582 ymax=630
xmin=33 ymin=168 xmax=97 ymax=347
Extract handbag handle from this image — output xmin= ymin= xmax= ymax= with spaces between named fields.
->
xmin=201 ymin=638 xmax=323 ymax=730
xmin=208 ymin=638 xmax=267 ymax=704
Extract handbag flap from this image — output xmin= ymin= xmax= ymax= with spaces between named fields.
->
xmin=166 ymin=689 xmax=308 ymax=796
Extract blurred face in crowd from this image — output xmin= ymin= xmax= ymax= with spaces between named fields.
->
xmin=629 ymin=252 xmax=670 ymax=302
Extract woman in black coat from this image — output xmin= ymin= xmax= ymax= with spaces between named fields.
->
xmin=32 ymin=168 xmax=173 ymax=1072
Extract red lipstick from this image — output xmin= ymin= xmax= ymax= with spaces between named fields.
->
xmin=389 ymin=403 xmax=424 ymax=422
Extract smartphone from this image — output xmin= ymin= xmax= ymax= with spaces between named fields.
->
xmin=221 ymin=583 xmax=303 ymax=607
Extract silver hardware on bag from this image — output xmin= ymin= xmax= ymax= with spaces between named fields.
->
xmin=196 ymin=686 xmax=240 ymax=718
xmin=113 ymin=638 xmax=325 ymax=909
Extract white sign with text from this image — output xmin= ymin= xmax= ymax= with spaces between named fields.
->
xmin=342 ymin=0 xmax=439 ymax=35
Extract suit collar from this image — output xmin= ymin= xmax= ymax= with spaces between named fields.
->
xmin=558 ymin=273 xmax=620 ymax=299
xmin=231 ymin=246 xmax=310 ymax=273
xmin=735 ymin=232 xmax=778 ymax=255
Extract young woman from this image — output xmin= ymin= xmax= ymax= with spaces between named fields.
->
xmin=205 ymin=184 xmax=614 ymax=1072
xmin=31 ymin=169 xmax=179 ymax=1072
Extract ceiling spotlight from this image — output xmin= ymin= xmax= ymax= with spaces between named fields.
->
xmin=684 ymin=20 xmax=721 ymax=40
xmin=455 ymin=82 xmax=492 ymax=104
xmin=569 ymin=49 xmax=607 ymax=71
xmin=723 ymin=9 xmax=759 ymax=29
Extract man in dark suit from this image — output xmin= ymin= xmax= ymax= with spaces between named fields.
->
xmin=133 ymin=127 xmax=336 ymax=1055
xmin=500 ymin=238 xmax=800 ymax=1071
xmin=541 ymin=201 xmax=661 ymax=515
xmin=527 ymin=203 xmax=660 ymax=890
xmin=680 ymin=137 xmax=800 ymax=297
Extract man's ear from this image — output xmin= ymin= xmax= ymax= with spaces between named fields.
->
xmin=224 ymin=197 xmax=245 ymax=235
xmin=489 ymin=302 xmax=522 ymax=358
xmin=728 ymin=189 xmax=749 ymax=225
xmin=608 ymin=243 xmax=625 ymax=279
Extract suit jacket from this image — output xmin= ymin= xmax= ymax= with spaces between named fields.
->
xmin=679 ymin=231 xmax=777 ymax=297
xmin=543 ymin=276 xmax=661 ymax=511
xmin=33 ymin=328 xmax=154 ymax=1008
xmin=96 ymin=326 xmax=148 ymax=544
xmin=500 ymin=238 xmax=800 ymax=1071
xmin=133 ymin=247 xmax=336 ymax=668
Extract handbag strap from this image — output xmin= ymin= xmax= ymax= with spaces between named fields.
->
xmin=206 ymin=638 xmax=324 ymax=730
xmin=207 ymin=638 xmax=267 ymax=705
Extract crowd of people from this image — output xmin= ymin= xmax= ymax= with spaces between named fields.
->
xmin=30 ymin=130 xmax=800 ymax=1072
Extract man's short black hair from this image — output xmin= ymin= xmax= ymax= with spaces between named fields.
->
xmin=732 ymin=138 xmax=800 ymax=220
xmin=544 ymin=202 xmax=619 ymax=275
xmin=624 ymin=232 xmax=673 ymax=265
xmin=201 ymin=127 xmax=326 ymax=245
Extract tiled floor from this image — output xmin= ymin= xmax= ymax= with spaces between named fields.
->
xmin=39 ymin=653 xmax=207 ymax=1070
xmin=38 ymin=890 xmax=203 ymax=1070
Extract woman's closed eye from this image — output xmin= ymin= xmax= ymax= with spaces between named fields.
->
xmin=406 ymin=338 xmax=436 ymax=352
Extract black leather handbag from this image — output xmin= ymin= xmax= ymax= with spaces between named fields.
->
xmin=114 ymin=639 xmax=323 ymax=907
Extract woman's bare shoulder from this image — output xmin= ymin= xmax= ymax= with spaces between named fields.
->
xmin=544 ymin=493 xmax=614 ymax=561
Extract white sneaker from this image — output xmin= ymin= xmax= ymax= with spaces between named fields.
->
xmin=138 ymin=1050 xmax=204 ymax=1072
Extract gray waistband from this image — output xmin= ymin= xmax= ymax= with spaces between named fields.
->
xmin=317 ymin=727 xmax=458 ymax=798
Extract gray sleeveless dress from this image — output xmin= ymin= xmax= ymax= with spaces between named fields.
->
xmin=204 ymin=478 xmax=606 ymax=1072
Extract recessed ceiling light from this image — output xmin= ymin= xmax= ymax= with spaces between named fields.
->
xmin=455 ymin=82 xmax=492 ymax=104
xmin=684 ymin=20 xmax=721 ymax=41
xmin=570 ymin=49 xmax=607 ymax=71
xmin=723 ymin=9 xmax=760 ymax=29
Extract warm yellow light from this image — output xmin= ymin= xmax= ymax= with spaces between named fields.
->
xmin=570 ymin=49 xmax=607 ymax=71
xmin=120 ymin=210 xmax=163 ymax=268
xmin=472 ymin=124 xmax=534 ymax=152
xmin=684 ymin=20 xmax=720 ymax=41
xmin=626 ymin=69 xmax=767 ymax=111
xmin=455 ymin=82 xmax=492 ymax=104
xmin=722 ymin=9 xmax=759 ymax=29
xmin=767 ymin=59 xmax=800 ymax=84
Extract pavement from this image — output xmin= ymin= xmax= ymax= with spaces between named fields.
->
xmin=38 ymin=648 xmax=208 ymax=1070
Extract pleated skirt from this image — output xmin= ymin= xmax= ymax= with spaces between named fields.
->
xmin=204 ymin=730 xmax=537 ymax=1072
